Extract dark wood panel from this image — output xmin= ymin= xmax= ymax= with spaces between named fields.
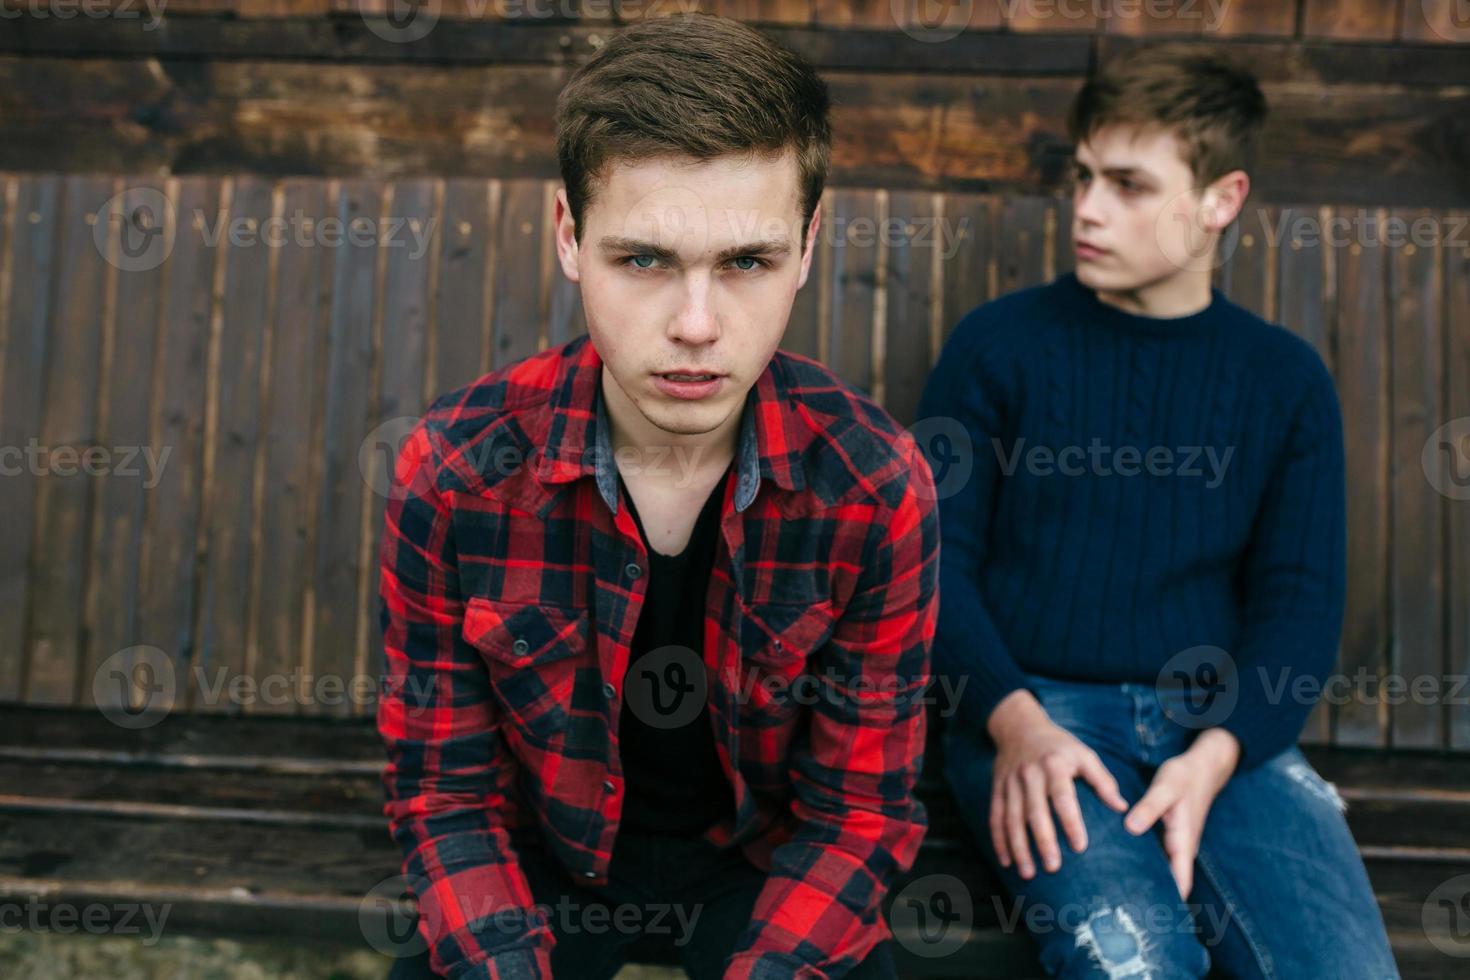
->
xmin=780 ymin=191 xmax=827 ymax=362
xmin=1218 ymin=203 xmax=1274 ymax=319
xmin=306 ymin=179 xmax=380 ymax=718
xmin=1302 ymin=0 xmax=1398 ymax=41
xmin=994 ymin=196 xmax=1049 ymax=296
xmin=0 ymin=759 xmax=383 ymax=826
xmin=359 ymin=178 xmax=437 ymax=716
xmin=1 ymin=173 xmax=1466 ymax=754
xmin=83 ymin=183 xmax=167 ymax=714
xmin=1388 ymin=209 xmax=1444 ymax=749
xmin=0 ymin=704 xmax=381 ymax=769
xmin=1334 ymin=208 xmax=1391 ymax=747
xmin=1448 ymin=225 xmax=1470 ymax=751
xmin=936 ymin=193 xmax=996 ymax=350
xmin=492 ymin=180 xmax=550 ymax=368
xmin=1213 ymin=0 xmax=1299 ymax=36
xmin=252 ymin=180 xmax=330 ymax=718
xmin=0 ymin=17 xmax=1093 ymax=73
xmin=190 ymin=176 xmax=273 ymax=713
xmin=25 ymin=175 xmax=114 ymax=705
xmin=824 ymin=188 xmax=880 ymax=398
xmin=134 ymin=178 xmax=220 ymax=715
xmin=0 ymin=175 xmax=58 ymax=702
xmin=432 ymin=179 xmax=498 ymax=392
xmin=1276 ymin=205 xmax=1335 ymax=745
xmin=882 ymin=189 xmax=941 ymax=426
xmin=2 ymin=53 xmax=1467 ymax=206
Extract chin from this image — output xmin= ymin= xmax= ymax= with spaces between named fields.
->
xmin=1074 ymin=262 xmax=1148 ymax=294
xmin=641 ymin=398 xmax=730 ymax=436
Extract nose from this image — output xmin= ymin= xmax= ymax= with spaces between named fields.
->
xmin=1073 ymin=179 xmax=1103 ymax=229
xmin=667 ymin=271 xmax=721 ymax=346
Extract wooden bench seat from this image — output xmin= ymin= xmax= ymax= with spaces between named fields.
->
xmin=0 ymin=705 xmax=1465 ymax=978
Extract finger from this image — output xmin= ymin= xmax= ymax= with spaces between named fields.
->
xmin=1078 ymin=752 xmax=1129 ymax=812
xmin=1023 ymin=765 xmax=1062 ymax=873
xmin=1124 ymin=781 xmax=1176 ymax=836
xmin=1047 ymin=767 xmax=1089 ymax=854
xmin=1163 ymin=811 xmax=1196 ymax=898
xmin=990 ymin=773 xmax=1011 ymax=868
xmin=1005 ymin=772 xmax=1033 ymax=879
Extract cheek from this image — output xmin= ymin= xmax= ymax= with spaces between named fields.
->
xmin=723 ymin=280 xmax=798 ymax=346
xmin=1112 ymin=202 xmax=1175 ymax=265
xmin=581 ymin=266 xmax=665 ymax=328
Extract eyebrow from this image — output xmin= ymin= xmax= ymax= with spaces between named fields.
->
xmin=1074 ymin=161 xmax=1155 ymax=183
xmin=597 ymin=236 xmax=793 ymax=265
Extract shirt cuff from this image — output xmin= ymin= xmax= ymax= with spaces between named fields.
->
xmin=723 ymin=951 xmax=828 ymax=980
xmin=447 ymin=945 xmax=553 ymax=980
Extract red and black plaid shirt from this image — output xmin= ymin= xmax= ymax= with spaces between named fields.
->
xmin=377 ymin=333 xmax=938 ymax=979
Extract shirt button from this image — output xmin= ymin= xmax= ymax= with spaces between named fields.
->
xmin=512 ymin=638 xmax=529 ymax=655
xmin=603 ymin=780 xmax=615 ymax=792
xmin=602 ymin=682 xmax=616 ymax=699
xmin=624 ymin=562 xmax=642 ymax=580
xmin=583 ymin=870 xmax=597 ymax=879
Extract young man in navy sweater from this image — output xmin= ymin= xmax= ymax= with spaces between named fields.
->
xmin=917 ymin=46 xmax=1399 ymax=978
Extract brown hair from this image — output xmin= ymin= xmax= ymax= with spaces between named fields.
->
xmin=555 ymin=14 xmax=831 ymax=244
xmin=1067 ymin=44 xmax=1267 ymax=187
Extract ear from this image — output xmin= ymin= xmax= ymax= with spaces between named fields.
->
xmin=796 ymin=200 xmax=822 ymax=291
xmin=554 ymin=186 xmax=581 ymax=283
xmin=1199 ymin=169 xmax=1250 ymax=232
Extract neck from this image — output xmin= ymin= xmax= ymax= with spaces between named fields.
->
xmin=600 ymin=365 xmax=740 ymax=484
xmin=1093 ymin=268 xmax=1213 ymax=318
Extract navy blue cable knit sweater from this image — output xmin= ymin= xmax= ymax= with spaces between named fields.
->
xmin=916 ymin=271 xmax=1347 ymax=771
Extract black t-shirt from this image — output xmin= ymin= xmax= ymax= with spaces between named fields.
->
xmin=615 ymin=464 xmax=737 ymax=836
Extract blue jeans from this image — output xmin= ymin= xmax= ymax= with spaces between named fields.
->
xmin=941 ymin=672 xmax=1400 ymax=979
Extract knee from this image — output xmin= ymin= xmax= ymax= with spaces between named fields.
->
xmin=1036 ymin=902 xmax=1209 ymax=980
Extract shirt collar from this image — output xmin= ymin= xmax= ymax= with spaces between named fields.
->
xmin=531 ymin=334 xmax=808 ymax=514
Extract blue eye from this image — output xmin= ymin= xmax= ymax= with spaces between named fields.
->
xmin=629 ymin=254 xmax=657 ymax=269
xmin=731 ymin=256 xmax=760 ymax=271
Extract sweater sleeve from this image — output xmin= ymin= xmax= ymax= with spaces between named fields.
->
xmin=1216 ymin=356 xmax=1348 ymax=770
xmin=915 ymin=324 xmax=1037 ymax=730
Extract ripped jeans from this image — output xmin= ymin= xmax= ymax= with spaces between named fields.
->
xmin=941 ymin=672 xmax=1401 ymax=979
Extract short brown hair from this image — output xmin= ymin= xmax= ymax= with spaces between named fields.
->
xmin=555 ymin=14 xmax=831 ymax=243
xmin=1068 ymin=45 xmax=1267 ymax=187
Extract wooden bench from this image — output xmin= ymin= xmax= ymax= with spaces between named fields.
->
xmin=1 ymin=703 xmax=1465 ymax=978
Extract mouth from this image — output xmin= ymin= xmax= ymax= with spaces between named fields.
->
xmin=652 ymin=370 xmax=726 ymax=400
xmin=1074 ymin=240 xmax=1108 ymax=259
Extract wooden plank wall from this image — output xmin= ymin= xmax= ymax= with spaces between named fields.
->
xmin=2 ymin=2 xmax=1469 ymax=207
xmin=0 ymin=171 xmax=1465 ymax=754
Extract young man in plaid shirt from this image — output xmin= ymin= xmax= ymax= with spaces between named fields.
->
xmin=377 ymin=15 xmax=939 ymax=980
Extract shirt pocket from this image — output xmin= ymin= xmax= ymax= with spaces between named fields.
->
xmin=463 ymin=596 xmax=591 ymax=745
xmin=736 ymin=598 xmax=836 ymax=722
